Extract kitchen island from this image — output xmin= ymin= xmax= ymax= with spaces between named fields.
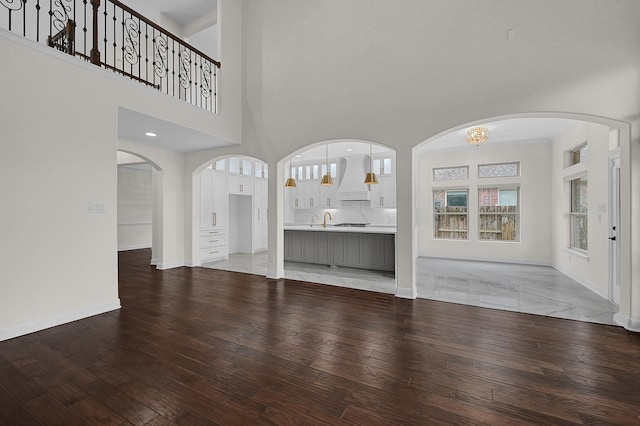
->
xmin=284 ymin=225 xmax=396 ymax=272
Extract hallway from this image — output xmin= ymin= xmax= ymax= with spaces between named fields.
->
xmin=203 ymin=254 xmax=618 ymax=325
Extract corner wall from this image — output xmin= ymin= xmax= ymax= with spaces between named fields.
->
xmin=551 ymin=122 xmax=611 ymax=298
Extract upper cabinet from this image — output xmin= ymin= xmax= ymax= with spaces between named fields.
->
xmin=370 ymin=154 xmax=396 ymax=208
xmin=373 ymin=154 xmax=394 ymax=176
xmin=288 ymin=159 xmax=339 ymax=209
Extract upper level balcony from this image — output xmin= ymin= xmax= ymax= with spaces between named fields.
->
xmin=1 ymin=0 xmax=220 ymax=114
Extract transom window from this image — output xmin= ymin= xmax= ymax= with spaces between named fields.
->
xmin=478 ymin=162 xmax=519 ymax=178
xmin=433 ymin=166 xmax=469 ymax=181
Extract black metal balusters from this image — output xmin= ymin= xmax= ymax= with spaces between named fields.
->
xmin=1 ymin=0 xmax=220 ymax=113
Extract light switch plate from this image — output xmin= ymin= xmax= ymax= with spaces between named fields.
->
xmin=89 ymin=202 xmax=105 ymax=213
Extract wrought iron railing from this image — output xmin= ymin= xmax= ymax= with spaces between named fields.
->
xmin=1 ymin=0 xmax=220 ymax=113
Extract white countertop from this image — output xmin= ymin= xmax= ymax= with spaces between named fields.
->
xmin=284 ymin=224 xmax=396 ymax=234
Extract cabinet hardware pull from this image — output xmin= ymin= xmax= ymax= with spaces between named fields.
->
xmin=213 ymin=212 xmax=217 ymax=226
xmin=209 ymin=240 xmax=219 ymax=243
xmin=209 ymin=231 xmax=218 ymax=234
xmin=209 ymin=251 xmax=218 ymax=254
xmin=240 ymin=184 xmax=243 ymax=192
xmin=381 ymin=196 xmax=384 ymax=206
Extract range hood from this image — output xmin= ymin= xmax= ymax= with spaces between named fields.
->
xmin=337 ymin=155 xmax=371 ymax=201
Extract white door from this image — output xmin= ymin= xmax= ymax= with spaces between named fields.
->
xmin=609 ymin=157 xmax=621 ymax=305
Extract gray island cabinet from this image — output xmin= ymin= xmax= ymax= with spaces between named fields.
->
xmin=284 ymin=228 xmax=395 ymax=272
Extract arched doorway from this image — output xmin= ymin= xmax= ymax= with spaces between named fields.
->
xmin=278 ymin=139 xmax=398 ymax=293
xmin=117 ymin=150 xmax=163 ymax=267
xmin=193 ymin=155 xmax=270 ymax=272
xmin=413 ymin=114 xmax=630 ymax=326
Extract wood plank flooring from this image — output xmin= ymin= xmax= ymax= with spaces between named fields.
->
xmin=1 ymin=248 xmax=639 ymax=425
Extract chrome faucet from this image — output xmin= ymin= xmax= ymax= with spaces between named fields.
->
xmin=310 ymin=214 xmax=319 ymax=227
xmin=323 ymin=211 xmax=332 ymax=228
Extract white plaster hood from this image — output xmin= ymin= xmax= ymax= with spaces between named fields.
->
xmin=337 ymin=155 xmax=372 ymax=201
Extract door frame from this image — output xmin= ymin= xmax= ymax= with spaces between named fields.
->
xmin=609 ymin=153 xmax=621 ymax=305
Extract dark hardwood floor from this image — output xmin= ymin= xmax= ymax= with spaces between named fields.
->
xmin=1 ymin=249 xmax=639 ymax=425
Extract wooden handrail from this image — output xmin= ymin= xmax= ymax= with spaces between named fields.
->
xmin=107 ymin=0 xmax=221 ymax=68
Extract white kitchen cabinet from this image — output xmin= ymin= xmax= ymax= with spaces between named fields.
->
xmin=200 ymin=169 xmax=228 ymax=262
xmin=201 ymin=169 xmax=228 ymax=229
xmin=290 ymin=180 xmax=320 ymax=209
xmin=228 ymin=175 xmax=253 ymax=195
xmin=319 ymin=181 xmax=338 ymax=208
xmin=370 ymin=175 xmax=396 ymax=208
xmin=304 ymin=181 xmax=320 ymax=208
xmin=200 ymin=229 xmax=228 ymax=262
xmin=253 ymin=179 xmax=268 ymax=252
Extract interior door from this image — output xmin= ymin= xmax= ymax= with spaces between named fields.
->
xmin=609 ymin=157 xmax=621 ymax=305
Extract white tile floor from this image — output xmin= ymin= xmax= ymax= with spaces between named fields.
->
xmin=201 ymin=253 xmax=619 ymax=325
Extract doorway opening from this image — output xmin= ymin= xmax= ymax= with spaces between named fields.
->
xmin=414 ymin=116 xmax=622 ymax=325
xmin=117 ymin=150 xmax=161 ymax=265
xmin=197 ymin=155 xmax=269 ymax=272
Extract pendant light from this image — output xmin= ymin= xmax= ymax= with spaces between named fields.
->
xmin=364 ymin=143 xmax=378 ymax=185
xmin=285 ymin=158 xmax=297 ymax=187
xmin=320 ymin=144 xmax=333 ymax=186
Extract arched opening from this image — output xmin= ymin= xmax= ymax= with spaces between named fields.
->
xmin=193 ymin=155 xmax=270 ymax=272
xmin=279 ymin=139 xmax=398 ymax=293
xmin=413 ymin=113 xmax=630 ymax=325
xmin=117 ymin=150 xmax=163 ymax=266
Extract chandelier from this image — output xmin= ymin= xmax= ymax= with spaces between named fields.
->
xmin=467 ymin=127 xmax=489 ymax=145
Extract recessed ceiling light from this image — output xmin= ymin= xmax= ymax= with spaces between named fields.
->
xmin=346 ymin=148 xmax=353 ymax=152
xmin=295 ymin=155 xmax=301 ymax=158
xmin=145 ymin=132 xmax=156 ymax=137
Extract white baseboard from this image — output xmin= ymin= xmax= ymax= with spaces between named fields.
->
xmin=613 ymin=313 xmax=640 ymax=332
xmin=396 ymin=287 xmax=417 ymax=299
xmin=150 ymin=258 xmax=158 ymax=266
xmin=156 ymin=261 xmax=184 ymax=270
xmin=0 ymin=299 xmax=121 ymax=342
xmin=185 ymin=261 xmax=201 ymax=267
xmin=552 ymin=265 xmax=608 ymax=299
xmin=118 ymin=244 xmax=152 ymax=252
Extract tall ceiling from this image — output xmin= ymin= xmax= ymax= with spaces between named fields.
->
xmin=128 ymin=0 xmax=216 ymax=26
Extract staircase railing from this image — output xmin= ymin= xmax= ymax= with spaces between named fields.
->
xmin=1 ymin=0 xmax=220 ymax=113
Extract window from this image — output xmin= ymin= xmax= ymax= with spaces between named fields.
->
xmin=571 ymin=176 xmax=588 ymax=251
xmin=321 ymin=162 xmax=338 ymax=178
xmin=433 ymin=166 xmax=468 ymax=181
xmin=433 ymin=189 xmax=468 ymax=239
xmin=478 ymin=188 xmax=519 ymax=241
xmin=478 ymin=162 xmax=519 ymax=178
xmin=373 ymin=157 xmax=394 ymax=175
xmin=571 ymin=144 xmax=588 ymax=166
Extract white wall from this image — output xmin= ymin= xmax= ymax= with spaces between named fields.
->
xmin=551 ymin=122 xmax=611 ymax=298
xmin=117 ymin=163 xmax=153 ymax=251
xmin=417 ymin=140 xmax=552 ymax=265
xmin=0 ymin=0 xmax=241 ymax=339
xmin=0 ymin=35 xmax=120 ymax=340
